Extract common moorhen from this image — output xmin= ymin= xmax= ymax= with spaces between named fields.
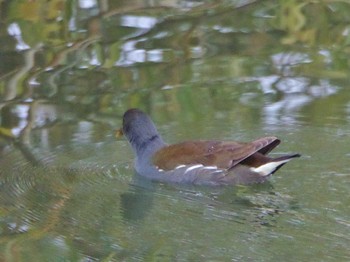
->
xmin=120 ymin=108 xmax=300 ymax=186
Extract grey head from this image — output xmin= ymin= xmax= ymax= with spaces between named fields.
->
xmin=122 ymin=108 xmax=165 ymax=159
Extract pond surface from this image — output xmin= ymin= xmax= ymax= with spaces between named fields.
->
xmin=1 ymin=0 xmax=350 ymax=261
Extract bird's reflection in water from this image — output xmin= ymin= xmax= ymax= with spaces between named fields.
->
xmin=120 ymin=174 xmax=156 ymax=222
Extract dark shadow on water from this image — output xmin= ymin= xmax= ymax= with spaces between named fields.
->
xmin=120 ymin=171 xmax=300 ymax=228
xmin=120 ymin=173 xmax=156 ymax=222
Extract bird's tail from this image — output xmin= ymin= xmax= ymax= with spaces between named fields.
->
xmin=251 ymin=153 xmax=301 ymax=176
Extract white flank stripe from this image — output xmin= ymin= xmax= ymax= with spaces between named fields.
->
xmin=184 ymin=164 xmax=203 ymax=174
xmin=250 ymin=159 xmax=290 ymax=176
xmin=175 ymin=165 xmax=186 ymax=169
xmin=202 ymin=166 xmax=218 ymax=170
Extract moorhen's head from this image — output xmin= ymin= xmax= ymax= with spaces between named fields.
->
xmin=122 ymin=109 xmax=163 ymax=155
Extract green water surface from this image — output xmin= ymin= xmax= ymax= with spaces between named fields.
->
xmin=1 ymin=0 xmax=350 ymax=261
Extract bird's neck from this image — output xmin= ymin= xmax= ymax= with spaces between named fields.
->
xmin=134 ymin=134 xmax=165 ymax=161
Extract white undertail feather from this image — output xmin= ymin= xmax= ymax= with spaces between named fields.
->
xmin=250 ymin=158 xmax=292 ymax=176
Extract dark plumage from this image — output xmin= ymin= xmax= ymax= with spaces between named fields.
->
xmin=120 ymin=108 xmax=300 ymax=186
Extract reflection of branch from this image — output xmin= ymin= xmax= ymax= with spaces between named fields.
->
xmin=44 ymin=37 xmax=100 ymax=97
xmin=101 ymin=1 xmax=260 ymax=42
xmin=103 ymin=0 xmax=259 ymax=20
xmin=12 ymin=140 xmax=43 ymax=166
xmin=47 ymin=37 xmax=100 ymax=68
xmin=0 ymin=132 xmax=42 ymax=167
xmin=17 ymin=100 xmax=44 ymax=166
xmin=0 ymin=69 xmax=18 ymax=81
xmin=0 ymin=100 xmax=44 ymax=167
xmin=4 ymin=44 xmax=42 ymax=101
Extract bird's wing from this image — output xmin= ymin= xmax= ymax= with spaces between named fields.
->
xmin=153 ymin=136 xmax=280 ymax=171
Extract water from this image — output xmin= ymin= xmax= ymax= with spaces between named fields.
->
xmin=1 ymin=0 xmax=350 ymax=261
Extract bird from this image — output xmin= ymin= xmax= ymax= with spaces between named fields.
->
xmin=118 ymin=108 xmax=300 ymax=186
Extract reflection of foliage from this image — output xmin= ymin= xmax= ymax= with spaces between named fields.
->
xmin=8 ymin=0 xmax=65 ymax=21
xmin=1 ymin=0 xmax=349 ymax=137
xmin=0 ymin=0 xmax=349 ymax=149
xmin=270 ymin=0 xmax=350 ymax=45
xmin=272 ymin=0 xmax=310 ymax=44
xmin=7 ymin=0 xmax=68 ymax=46
xmin=1 ymin=1 xmax=350 ymax=259
xmin=0 ymin=165 xmax=129 ymax=261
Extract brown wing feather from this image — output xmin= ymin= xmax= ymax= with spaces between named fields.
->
xmin=153 ymin=136 xmax=280 ymax=171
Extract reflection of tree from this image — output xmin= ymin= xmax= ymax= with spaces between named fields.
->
xmin=0 ymin=99 xmax=60 ymax=166
xmin=1 ymin=1 xmax=350 ymax=259
xmin=2 ymin=44 xmax=41 ymax=101
xmin=1 ymin=0 xmax=349 ymax=158
xmin=1 ymin=0 xmax=349 ymax=112
xmin=0 ymin=0 xmax=349 ymax=171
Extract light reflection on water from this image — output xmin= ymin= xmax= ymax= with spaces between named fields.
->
xmin=1 ymin=0 xmax=350 ymax=260
xmin=2 ymin=98 xmax=350 ymax=261
xmin=1 ymin=115 xmax=349 ymax=260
